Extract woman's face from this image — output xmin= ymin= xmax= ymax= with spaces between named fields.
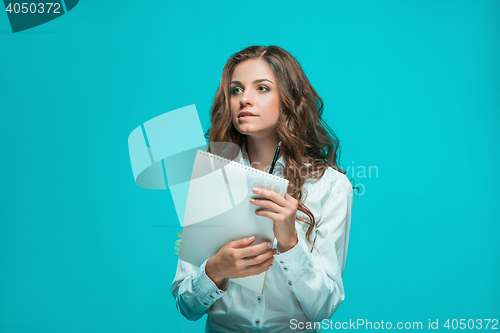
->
xmin=230 ymin=59 xmax=281 ymax=139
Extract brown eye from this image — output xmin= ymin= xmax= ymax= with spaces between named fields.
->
xmin=231 ymin=87 xmax=242 ymax=95
xmin=259 ymin=85 xmax=270 ymax=92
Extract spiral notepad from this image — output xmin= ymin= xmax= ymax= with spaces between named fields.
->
xmin=179 ymin=150 xmax=289 ymax=294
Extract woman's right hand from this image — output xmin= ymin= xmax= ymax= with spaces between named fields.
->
xmin=205 ymin=236 xmax=276 ymax=289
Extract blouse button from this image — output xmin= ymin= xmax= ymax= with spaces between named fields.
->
xmin=279 ymin=261 xmax=284 ymax=264
xmin=256 ymin=320 xmax=260 ymax=325
xmin=288 ymin=281 xmax=292 ymax=286
xmin=283 ymin=267 xmax=287 ymax=271
xmin=257 ymin=297 xmax=261 ymax=302
xmin=210 ymin=295 xmax=214 ymax=299
xmin=204 ymin=302 xmax=208 ymax=306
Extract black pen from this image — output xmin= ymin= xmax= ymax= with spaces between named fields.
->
xmin=269 ymin=141 xmax=282 ymax=174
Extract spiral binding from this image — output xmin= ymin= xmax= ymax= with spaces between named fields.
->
xmin=198 ymin=150 xmax=288 ymax=184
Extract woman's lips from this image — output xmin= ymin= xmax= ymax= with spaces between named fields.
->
xmin=238 ymin=112 xmax=258 ymax=120
xmin=238 ymin=115 xmax=257 ymax=120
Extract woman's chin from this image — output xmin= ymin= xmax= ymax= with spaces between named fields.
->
xmin=235 ymin=125 xmax=258 ymax=135
xmin=234 ymin=122 xmax=275 ymax=138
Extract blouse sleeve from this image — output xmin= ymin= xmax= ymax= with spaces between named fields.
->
xmin=273 ymin=174 xmax=353 ymax=322
xmin=170 ymin=258 xmax=229 ymax=321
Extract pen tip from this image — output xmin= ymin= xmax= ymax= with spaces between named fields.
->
xmin=278 ymin=141 xmax=282 ymax=146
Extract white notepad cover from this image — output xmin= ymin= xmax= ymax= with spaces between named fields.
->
xmin=179 ymin=150 xmax=289 ymax=294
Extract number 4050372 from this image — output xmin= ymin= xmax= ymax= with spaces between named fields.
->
xmin=5 ymin=2 xmax=62 ymax=14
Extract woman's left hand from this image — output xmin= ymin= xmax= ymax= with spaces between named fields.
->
xmin=250 ymin=187 xmax=298 ymax=252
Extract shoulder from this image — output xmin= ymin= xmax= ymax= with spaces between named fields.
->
xmin=306 ymin=165 xmax=351 ymax=191
xmin=304 ymin=166 xmax=352 ymax=204
xmin=322 ymin=167 xmax=352 ymax=193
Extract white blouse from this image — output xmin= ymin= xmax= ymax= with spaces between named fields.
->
xmin=171 ymin=146 xmax=353 ymax=332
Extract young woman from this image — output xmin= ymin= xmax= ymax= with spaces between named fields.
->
xmin=171 ymin=45 xmax=353 ymax=332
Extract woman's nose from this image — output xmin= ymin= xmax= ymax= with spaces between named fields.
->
xmin=240 ymin=90 xmax=254 ymax=106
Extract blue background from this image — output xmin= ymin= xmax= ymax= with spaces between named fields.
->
xmin=1 ymin=1 xmax=499 ymax=332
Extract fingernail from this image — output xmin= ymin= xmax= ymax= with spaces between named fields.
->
xmin=269 ymin=264 xmax=273 ymax=268
xmin=267 ymin=242 xmax=272 ymax=248
xmin=252 ymin=188 xmax=257 ymax=192
xmin=250 ymin=198 xmax=255 ymax=202
xmin=248 ymin=236 xmax=255 ymax=241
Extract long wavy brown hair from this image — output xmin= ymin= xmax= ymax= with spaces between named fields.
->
xmin=205 ymin=45 xmax=346 ymax=248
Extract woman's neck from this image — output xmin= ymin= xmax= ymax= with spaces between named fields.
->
xmin=246 ymin=134 xmax=280 ymax=172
